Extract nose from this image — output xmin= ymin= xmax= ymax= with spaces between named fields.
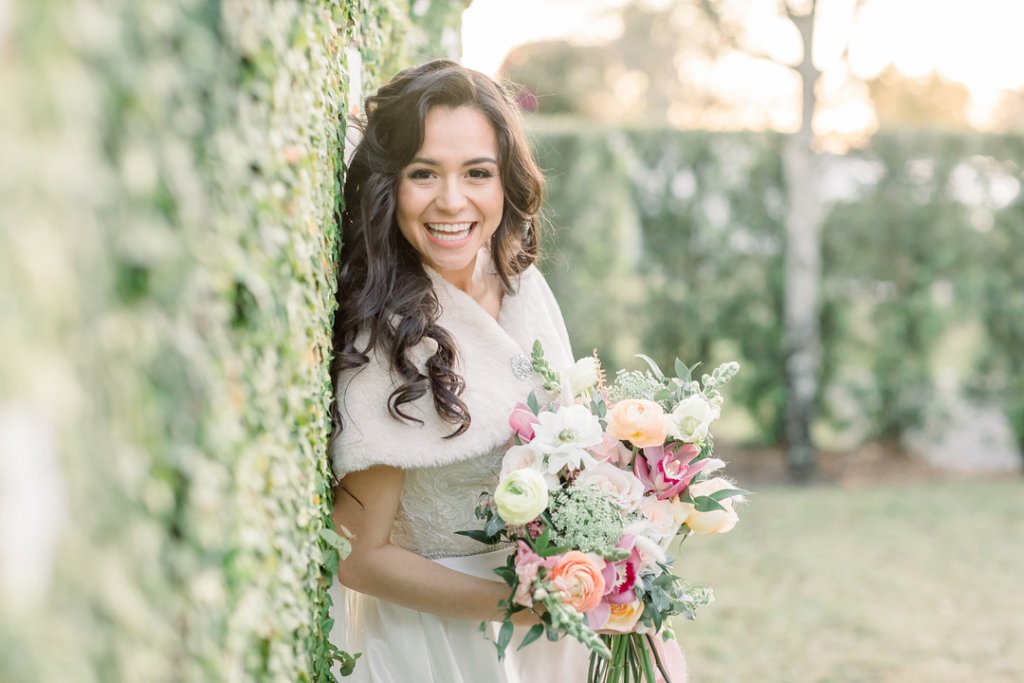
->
xmin=434 ymin=177 xmax=467 ymax=214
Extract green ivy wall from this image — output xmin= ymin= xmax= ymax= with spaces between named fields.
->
xmin=0 ymin=1 xmax=463 ymax=681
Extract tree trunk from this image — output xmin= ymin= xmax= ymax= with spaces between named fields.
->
xmin=783 ymin=2 xmax=825 ymax=481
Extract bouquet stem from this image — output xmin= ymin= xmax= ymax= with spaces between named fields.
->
xmin=587 ymin=633 xmax=674 ymax=683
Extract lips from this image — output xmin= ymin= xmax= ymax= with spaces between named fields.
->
xmin=425 ymin=221 xmax=474 ymax=243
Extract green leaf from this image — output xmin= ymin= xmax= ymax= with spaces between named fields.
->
xmin=709 ymin=487 xmax=748 ymax=502
xmin=692 ymin=495 xmax=727 ymax=513
xmin=537 ymin=543 xmax=571 ymax=558
xmin=493 ymin=565 xmax=516 ymax=585
xmin=323 ymin=548 xmax=339 ymax=575
xmin=496 ymin=620 xmax=514 ymax=660
xmin=518 ymin=622 xmax=545 ymax=650
xmin=484 ymin=514 xmax=506 ymax=537
xmin=674 ymin=357 xmax=688 ymax=379
xmin=635 ymin=354 xmax=664 ymax=381
xmin=454 ymin=529 xmax=499 ymax=545
xmin=319 ymin=528 xmax=352 ymax=560
xmin=527 ymin=390 xmax=540 ymax=415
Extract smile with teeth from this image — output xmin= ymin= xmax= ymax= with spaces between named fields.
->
xmin=426 ymin=222 xmax=474 ymax=242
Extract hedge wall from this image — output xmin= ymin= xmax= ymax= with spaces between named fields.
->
xmin=531 ymin=121 xmax=1024 ymax=451
xmin=0 ymin=1 xmax=461 ymax=681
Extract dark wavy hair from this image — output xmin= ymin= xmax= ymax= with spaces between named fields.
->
xmin=330 ymin=60 xmax=546 ymax=441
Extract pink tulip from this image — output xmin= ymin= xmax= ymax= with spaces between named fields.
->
xmin=508 ymin=402 xmax=540 ymax=442
xmin=634 ymin=443 xmax=706 ymax=500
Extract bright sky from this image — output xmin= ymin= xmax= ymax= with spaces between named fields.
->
xmin=462 ymin=0 xmax=1024 ymax=130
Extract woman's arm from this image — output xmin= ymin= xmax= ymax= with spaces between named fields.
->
xmin=333 ymin=464 xmax=535 ymax=624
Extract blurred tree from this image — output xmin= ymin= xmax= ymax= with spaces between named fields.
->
xmin=991 ymin=88 xmax=1024 ymax=133
xmin=694 ymin=0 xmax=869 ymax=480
xmin=498 ymin=3 xmax=724 ymax=123
xmin=868 ymin=66 xmax=971 ymax=129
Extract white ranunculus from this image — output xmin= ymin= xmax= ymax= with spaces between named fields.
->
xmin=494 ymin=468 xmax=549 ymax=525
xmin=666 ymin=395 xmax=720 ymax=443
xmin=562 ymin=357 xmax=599 ymax=397
xmin=531 ymin=404 xmax=603 ymax=474
xmin=500 ymin=444 xmax=560 ymax=490
xmin=575 ymin=462 xmax=645 ymax=513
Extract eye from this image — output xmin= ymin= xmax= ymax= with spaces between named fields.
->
xmin=407 ymin=168 xmax=434 ymax=180
xmin=468 ymin=168 xmax=494 ymax=179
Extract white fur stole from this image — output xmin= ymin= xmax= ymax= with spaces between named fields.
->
xmin=330 ymin=265 xmax=574 ymax=477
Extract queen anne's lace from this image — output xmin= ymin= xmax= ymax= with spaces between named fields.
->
xmin=391 ymin=446 xmax=514 ymax=559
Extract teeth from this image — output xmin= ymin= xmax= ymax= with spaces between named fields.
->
xmin=426 ymin=222 xmax=473 ymax=233
xmin=426 ymin=222 xmax=473 ymax=242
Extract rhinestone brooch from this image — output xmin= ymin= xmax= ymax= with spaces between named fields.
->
xmin=510 ymin=354 xmax=532 ymax=381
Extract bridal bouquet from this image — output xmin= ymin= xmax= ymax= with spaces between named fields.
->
xmin=458 ymin=341 xmax=746 ymax=683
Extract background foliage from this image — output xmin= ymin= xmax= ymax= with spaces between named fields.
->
xmin=0 ymin=1 xmax=460 ymax=681
xmin=533 ymin=123 xmax=1023 ymax=453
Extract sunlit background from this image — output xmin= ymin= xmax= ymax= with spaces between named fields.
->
xmin=464 ymin=0 xmax=1024 ymax=139
xmin=455 ymin=2 xmax=1024 ymax=679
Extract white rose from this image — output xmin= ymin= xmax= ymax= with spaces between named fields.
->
xmin=575 ymin=462 xmax=646 ymax=513
xmin=494 ymin=468 xmax=549 ymax=525
xmin=666 ymin=395 xmax=720 ymax=443
xmin=562 ymin=357 xmax=599 ymax=397
xmin=625 ymin=496 xmax=681 ymax=541
xmin=500 ymin=445 xmax=560 ymax=490
xmin=681 ymin=477 xmax=741 ymax=535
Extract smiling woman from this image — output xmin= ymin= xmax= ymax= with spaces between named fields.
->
xmin=396 ymin=106 xmax=506 ymax=295
xmin=327 ymin=60 xmax=591 ymax=682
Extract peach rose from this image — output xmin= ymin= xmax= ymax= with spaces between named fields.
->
xmin=605 ymin=399 xmax=668 ymax=448
xmin=603 ymin=599 xmax=644 ymax=633
xmin=549 ymin=551 xmax=606 ymax=613
xmin=681 ymin=477 xmax=741 ymax=535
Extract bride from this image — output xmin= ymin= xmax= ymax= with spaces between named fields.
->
xmin=327 ymin=60 xmax=593 ymax=681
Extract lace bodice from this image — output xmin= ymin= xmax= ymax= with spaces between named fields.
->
xmin=390 ymin=445 xmax=514 ymax=559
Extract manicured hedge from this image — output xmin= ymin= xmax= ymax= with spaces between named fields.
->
xmin=532 ymin=121 xmax=1023 ymax=451
xmin=0 ymin=1 xmax=462 ymax=681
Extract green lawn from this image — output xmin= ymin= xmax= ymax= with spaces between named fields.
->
xmin=673 ymin=478 xmax=1024 ymax=683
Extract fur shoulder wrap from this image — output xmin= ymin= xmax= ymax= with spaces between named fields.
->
xmin=330 ymin=265 xmax=574 ymax=478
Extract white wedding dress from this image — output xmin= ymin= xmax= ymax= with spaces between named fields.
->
xmin=329 ymin=448 xmax=592 ymax=682
xmin=328 ymin=264 xmax=591 ymax=682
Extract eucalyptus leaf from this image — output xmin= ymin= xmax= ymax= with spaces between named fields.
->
xmin=635 ymin=353 xmax=665 ymax=381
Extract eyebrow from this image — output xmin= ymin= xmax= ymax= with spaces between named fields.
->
xmin=411 ymin=156 xmax=498 ymax=166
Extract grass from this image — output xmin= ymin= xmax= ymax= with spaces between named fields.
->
xmin=672 ymin=477 xmax=1024 ymax=683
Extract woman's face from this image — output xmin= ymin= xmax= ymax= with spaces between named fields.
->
xmin=396 ymin=105 xmax=505 ymax=285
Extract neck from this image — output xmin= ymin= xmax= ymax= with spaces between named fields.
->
xmin=436 ymin=249 xmax=490 ymax=299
